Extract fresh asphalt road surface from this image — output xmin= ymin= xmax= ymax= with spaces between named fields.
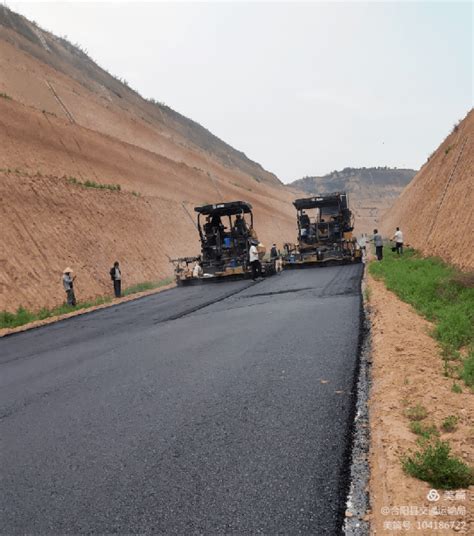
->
xmin=1 ymin=264 xmax=363 ymax=535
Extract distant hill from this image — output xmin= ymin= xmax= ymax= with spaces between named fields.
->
xmin=290 ymin=167 xmax=415 ymax=195
xmin=288 ymin=167 xmax=416 ymax=233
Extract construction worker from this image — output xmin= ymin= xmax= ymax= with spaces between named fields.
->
xmin=372 ymin=229 xmax=384 ymax=261
xmin=392 ymin=227 xmax=404 ymax=255
xmin=270 ymin=243 xmax=278 ymax=259
xmin=249 ymin=240 xmax=262 ymax=281
xmin=193 ymin=261 xmax=203 ymax=278
xmin=110 ymin=261 xmax=122 ymax=298
xmin=300 ymin=211 xmax=310 ymax=228
xmin=270 ymin=243 xmax=283 ymax=274
xmin=203 ymin=216 xmax=213 ymax=237
xmin=233 ymin=213 xmax=248 ymax=236
xmin=62 ymin=267 xmax=76 ymax=306
xmin=211 ymin=214 xmax=224 ymax=234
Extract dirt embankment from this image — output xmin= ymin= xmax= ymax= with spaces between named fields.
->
xmin=0 ymin=8 xmax=301 ymax=312
xmin=382 ymin=110 xmax=473 ymax=271
xmin=368 ymin=275 xmax=473 ymax=535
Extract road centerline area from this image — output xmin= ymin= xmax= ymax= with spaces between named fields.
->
xmin=1 ymin=264 xmax=363 ymax=535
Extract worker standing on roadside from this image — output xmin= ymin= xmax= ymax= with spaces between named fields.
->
xmin=249 ymin=240 xmax=262 ymax=281
xmin=270 ymin=243 xmax=283 ymax=274
xmin=270 ymin=243 xmax=278 ymax=259
xmin=110 ymin=261 xmax=122 ymax=298
xmin=392 ymin=227 xmax=404 ymax=255
xmin=62 ymin=267 xmax=76 ymax=306
xmin=193 ymin=261 xmax=203 ymax=278
xmin=372 ymin=229 xmax=384 ymax=261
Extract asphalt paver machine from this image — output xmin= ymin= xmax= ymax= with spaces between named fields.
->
xmin=283 ymin=192 xmax=361 ymax=267
xmin=171 ymin=201 xmax=276 ymax=285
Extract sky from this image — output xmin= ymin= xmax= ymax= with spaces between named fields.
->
xmin=6 ymin=1 xmax=473 ymax=183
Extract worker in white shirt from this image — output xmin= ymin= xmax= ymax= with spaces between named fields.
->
xmin=392 ymin=227 xmax=404 ymax=255
xmin=193 ymin=261 xmax=203 ymax=278
xmin=249 ymin=240 xmax=262 ymax=281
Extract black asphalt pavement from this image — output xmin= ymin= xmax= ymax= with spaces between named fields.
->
xmin=1 ymin=264 xmax=363 ymax=535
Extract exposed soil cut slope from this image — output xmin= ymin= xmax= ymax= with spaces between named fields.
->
xmin=0 ymin=7 xmax=300 ymax=311
xmin=382 ymin=110 xmax=473 ymax=271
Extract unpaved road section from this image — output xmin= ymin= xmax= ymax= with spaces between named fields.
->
xmin=1 ymin=264 xmax=363 ymax=534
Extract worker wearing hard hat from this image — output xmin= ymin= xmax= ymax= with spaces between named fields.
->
xmin=62 ymin=267 xmax=76 ymax=306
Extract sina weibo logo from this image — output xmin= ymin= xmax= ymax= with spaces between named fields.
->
xmin=427 ymin=489 xmax=440 ymax=502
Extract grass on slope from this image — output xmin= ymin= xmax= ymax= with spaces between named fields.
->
xmin=67 ymin=176 xmax=121 ymax=191
xmin=369 ymin=248 xmax=474 ymax=388
xmin=0 ymin=277 xmax=173 ymax=330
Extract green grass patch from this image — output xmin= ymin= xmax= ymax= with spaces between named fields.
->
xmin=0 ymin=297 xmax=112 ymax=329
xmin=402 ymin=439 xmax=473 ymax=489
xmin=451 ymin=382 xmax=462 ymax=394
xmin=122 ymin=277 xmax=173 ymax=297
xmin=409 ymin=421 xmax=438 ymax=439
xmin=405 ymin=404 xmax=428 ymax=421
xmin=460 ymin=351 xmax=474 ymax=388
xmin=0 ymin=92 xmax=12 ymax=100
xmin=441 ymin=415 xmax=459 ymax=433
xmin=67 ymin=176 xmax=121 ymax=191
xmin=0 ymin=277 xmax=173 ymax=329
xmin=369 ymin=248 xmax=474 ymax=386
xmin=84 ymin=179 xmax=121 ymax=191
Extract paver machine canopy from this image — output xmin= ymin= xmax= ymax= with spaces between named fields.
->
xmin=284 ymin=192 xmax=361 ymax=266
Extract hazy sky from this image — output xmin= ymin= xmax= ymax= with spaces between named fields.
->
xmin=7 ymin=1 xmax=473 ymax=182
